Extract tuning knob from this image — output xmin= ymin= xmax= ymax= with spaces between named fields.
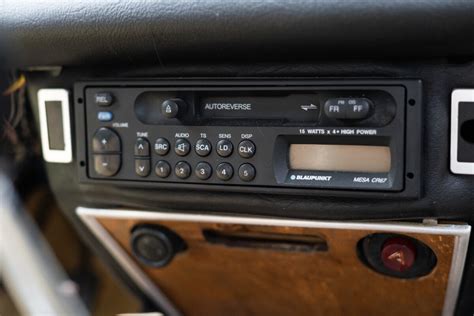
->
xmin=161 ymin=98 xmax=187 ymax=119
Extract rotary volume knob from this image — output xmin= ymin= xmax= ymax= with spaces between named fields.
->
xmin=161 ymin=98 xmax=187 ymax=119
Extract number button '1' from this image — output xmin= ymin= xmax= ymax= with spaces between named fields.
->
xmin=155 ymin=160 xmax=171 ymax=178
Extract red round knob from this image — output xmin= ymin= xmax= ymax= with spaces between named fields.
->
xmin=381 ymin=237 xmax=417 ymax=272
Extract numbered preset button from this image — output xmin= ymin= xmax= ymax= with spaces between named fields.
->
xmin=216 ymin=162 xmax=234 ymax=181
xmin=195 ymin=162 xmax=212 ymax=180
xmin=175 ymin=161 xmax=191 ymax=179
xmin=238 ymin=163 xmax=256 ymax=182
xmin=155 ymin=160 xmax=171 ymax=178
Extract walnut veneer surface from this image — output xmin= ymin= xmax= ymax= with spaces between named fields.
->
xmin=98 ymin=218 xmax=456 ymax=316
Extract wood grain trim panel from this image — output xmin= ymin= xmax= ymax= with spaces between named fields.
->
xmin=77 ymin=208 xmax=470 ymax=316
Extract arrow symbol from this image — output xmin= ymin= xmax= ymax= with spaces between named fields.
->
xmin=139 ymin=166 xmax=145 ymax=172
xmin=300 ymin=104 xmax=318 ymax=111
xmin=101 ymin=139 xmax=108 ymax=145
xmin=138 ymin=144 xmax=144 ymax=150
xmin=388 ymin=251 xmax=406 ymax=265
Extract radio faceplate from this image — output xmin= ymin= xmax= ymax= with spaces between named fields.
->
xmin=75 ymin=79 xmax=421 ymax=198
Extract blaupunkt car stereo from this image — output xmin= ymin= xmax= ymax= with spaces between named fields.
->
xmin=74 ymin=79 xmax=422 ymax=198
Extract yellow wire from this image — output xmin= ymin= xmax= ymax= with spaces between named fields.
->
xmin=3 ymin=74 xmax=26 ymax=96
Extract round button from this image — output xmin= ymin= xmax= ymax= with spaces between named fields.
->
xmin=95 ymin=92 xmax=114 ymax=107
xmin=154 ymin=138 xmax=170 ymax=156
xmin=381 ymin=237 xmax=417 ymax=272
xmin=238 ymin=140 xmax=256 ymax=158
xmin=238 ymin=163 xmax=256 ymax=182
xmin=195 ymin=138 xmax=212 ymax=157
xmin=175 ymin=161 xmax=191 ymax=179
xmin=216 ymin=162 xmax=234 ymax=181
xmin=195 ymin=162 xmax=212 ymax=180
xmin=216 ymin=139 xmax=233 ymax=157
xmin=175 ymin=138 xmax=191 ymax=156
xmin=161 ymin=99 xmax=179 ymax=118
xmin=133 ymin=233 xmax=171 ymax=265
xmin=155 ymin=160 xmax=171 ymax=178
xmin=130 ymin=226 xmax=186 ymax=268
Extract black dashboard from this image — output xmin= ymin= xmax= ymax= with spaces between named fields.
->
xmin=3 ymin=1 xmax=474 ymax=315
xmin=25 ymin=63 xmax=474 ymax=222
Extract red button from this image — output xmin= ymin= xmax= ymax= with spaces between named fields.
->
xmin=381 ymin=237 xmax=417 ymax=272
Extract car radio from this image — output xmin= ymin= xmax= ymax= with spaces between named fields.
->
xmin=74 ymin=79 xmax=422 ymax=198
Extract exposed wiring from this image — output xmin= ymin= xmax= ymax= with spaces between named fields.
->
xmin=3 ymin=74 xmax=26 ymax=96
xmin=1 ymin=72 xmax=34 ymax=164
xmin=3 ymin=73 xmax=26 ymax=129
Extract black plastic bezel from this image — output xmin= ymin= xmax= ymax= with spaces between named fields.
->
xmin=74 ymin=79 xmax=422 ymax=199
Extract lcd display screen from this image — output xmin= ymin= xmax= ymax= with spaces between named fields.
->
xmin=289 ymin=144 xmax=391 ymax=173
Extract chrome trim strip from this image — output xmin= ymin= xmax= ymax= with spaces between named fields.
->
xmin=76 ymin=207 xmax=471 ymax=316
xmin=451 ymin=89 xmax=474 ymax=174
xmin=444 ymin=230 xmax=470 ymax=316
xmin=78 ymin=210 xmax=182 ymax=316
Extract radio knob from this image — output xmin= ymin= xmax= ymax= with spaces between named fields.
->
xmin=161 ymin=99 xmax=187 ymax=119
